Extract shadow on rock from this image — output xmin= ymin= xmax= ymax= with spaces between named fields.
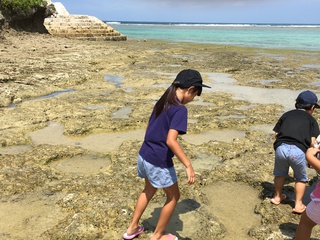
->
xmin=142 ymin=198 xmax=201 ymax=240
xmin=261 ymin=176 xmax=318 ymax=210
xmin=279 ymin=222 xmax=320 ymax=240
xmin=260 ymin=181 xmax=295 ymax=206
xmin=279 ymin=222 xmax=298 ymax=239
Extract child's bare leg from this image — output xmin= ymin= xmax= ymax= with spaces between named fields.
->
xmin=295 ymin=211 xmax=316 ymax=240
xmin=294 ymin=181 xmax=306 ymax=211
xmin=273 ymin=176 xmax=286 ymax=202
xmin=151 ymin=182 xmax=180 ymax=240
xmin=126 ymin=179 xmax=157 ymax=235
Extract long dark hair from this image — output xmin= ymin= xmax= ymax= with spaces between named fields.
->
xmin=154 ymin=81 xmax=201 ymax=118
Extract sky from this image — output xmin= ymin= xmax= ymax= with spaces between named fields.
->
xmin=57 ymin=0 xmax=319 ymax=24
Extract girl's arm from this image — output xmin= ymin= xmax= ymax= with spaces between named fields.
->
xmin=306 ymin=147 xmax=320 ymax=172
xmin=166 ymin=129 xmax=195 ymax=185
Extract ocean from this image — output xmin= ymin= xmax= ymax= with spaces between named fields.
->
xmin=107 ymin=21 xmax=320 ymax=51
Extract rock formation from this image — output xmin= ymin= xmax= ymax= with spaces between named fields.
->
xmin=43 ymin=1 xmax=127 ymax=41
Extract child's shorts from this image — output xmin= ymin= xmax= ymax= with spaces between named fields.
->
xmin=137 ymin=155 xmax=177 ymax=188
xmin=274 ymin=143 xmax=308 ymax=182
xmin=306 ymin=200 xmax=320 ymax=225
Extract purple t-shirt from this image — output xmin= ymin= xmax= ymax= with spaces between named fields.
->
xmin=139 ymin=104 xmax=188 ymax=168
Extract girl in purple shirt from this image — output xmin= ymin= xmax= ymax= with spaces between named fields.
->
xmin=123 ymin=69 xmax=210 ymax=240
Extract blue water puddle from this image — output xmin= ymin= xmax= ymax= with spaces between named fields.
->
xmin=104 ymin=74 xmax=124 ymax=88
xmin=259 ymin=79 xmax=282 ymax=85
xmin=303 ymin=64 xmax=320 ymax=69
xmin=111 ymin=107 xmax=133 ymax=119
xmin=5 ymin=88 xmax=76 ymax=108
xmin=83 ymin=105 xmax=106 ymax=110
xmin=309 ymin=82 xmax=320 ymax=87
xmin=6 ymin=103 xmax=17 ymax=108
xmin=30 ymin=88 xmax=76 ymax=101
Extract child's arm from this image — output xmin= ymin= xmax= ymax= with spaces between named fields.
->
xmin=166 ymin=129 xmax=195 ymax=185
xmin=311 ymin=136 xmax=316 ymax=147
xmin=306 ymin=147 xmax=320 ymax=173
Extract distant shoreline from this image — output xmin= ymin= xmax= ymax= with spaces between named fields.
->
xmin=107 ymin=22 xmax=320 ymax=51
xmin=105 ymin=21 xmax=320 ymax=27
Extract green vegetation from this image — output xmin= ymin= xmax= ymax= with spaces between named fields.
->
xmin=1 ymin=0 xmax=47 ymax=16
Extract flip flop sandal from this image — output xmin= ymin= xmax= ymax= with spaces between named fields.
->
xmin=123 ymin=226 xmax=144 ymax=240
xmin=165 ymin=233 xmax=178 ymax=240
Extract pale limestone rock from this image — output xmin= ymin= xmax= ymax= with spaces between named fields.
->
xmin=52 ymin=2 xmax=69 ymax=16
xmin=44 ymin=1 xmax=126 ymax=41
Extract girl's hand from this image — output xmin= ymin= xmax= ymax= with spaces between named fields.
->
xmin=306 ymin=147 xmax=320 ymax=172
xmin=307 ymin=147 xmax=320 ymax=156
xmin=186 ymin=164 xmax=196 ymax=185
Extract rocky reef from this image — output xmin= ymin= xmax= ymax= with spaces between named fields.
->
xmin=0 ymin=31 xmax=320 ymax=239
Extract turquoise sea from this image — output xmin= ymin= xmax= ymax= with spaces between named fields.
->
xmin=107 ymin=21 xmax=320 ymax=51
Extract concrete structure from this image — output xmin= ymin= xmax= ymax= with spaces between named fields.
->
xmin=44 ymin=2 xmax=126 ymax=41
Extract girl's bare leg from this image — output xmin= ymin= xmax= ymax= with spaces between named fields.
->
xmin=126 ymin=179 xmax=157 ymax=235
xmin=295 ymin=211 xmax=316 ymax=240
xmin=151 ymin=182 xmax=180 ymax=240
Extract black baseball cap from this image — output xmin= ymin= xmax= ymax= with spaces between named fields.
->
xmin=296 ymin=90 xmax=320 ymax=108
xmin=173 ymin=69 xmax=211 ymax=96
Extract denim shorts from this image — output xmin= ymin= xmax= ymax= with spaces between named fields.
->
xmin=274 ymin=143 xmax=308 ymax=182
xmin=137 ymin=155 xmax=177 ymax=188
xmin=306 ymin=200 xmax=320 ymax=225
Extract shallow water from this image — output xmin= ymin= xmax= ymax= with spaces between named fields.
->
xmin=202 ymin=72 xmax=306 ymax=111
xmin=4 ymin=68 xmax=311 ymax=158
xmin=152 ymin=71 xmax=313 ymax=111
xmin=83 ymin=105 xmax=106 ymax=110
xmin=0 ymin=190 xmax=67 ymax=239
xmin=26 ymin=122 xmax=146 ymax=153
xmin=203 ymin=181 xmax=262 ymax=240
xmin=0 ymin=145 xmax=33 ymax=155
xmin=31 ymin=88 xmax=76 ymax=101
xmin=5 ymin=88 xmax=76 ymax=108
xmin=181 ymin=130 xmax=246 ymax=145
xmin=25 ymin=121 xmax=248 ymax=154
xmin=50 ymin=154 xmax=111 ymax=174
xmin=104 ymin=74 xmax=124 ymax=88
xmin=111 ymin=107 xmax=133 ymax=119
xmin=5 ymin=72 xmax=311 ymax=113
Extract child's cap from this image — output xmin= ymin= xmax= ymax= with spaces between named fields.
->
xmin=296 ymin=90 xmax=320 ymax=108
xmin=174 ymin=69 xmax=211 ymax=89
